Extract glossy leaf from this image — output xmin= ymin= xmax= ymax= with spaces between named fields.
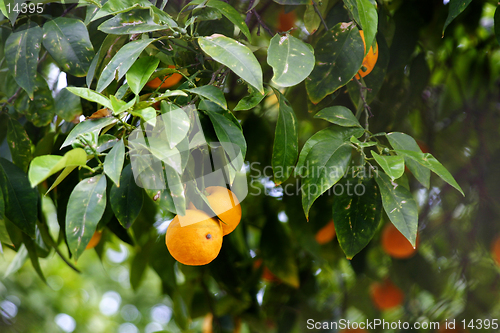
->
xmin=98 ymin=9 xmax=167 ymax=35
xmin=295 ymin=126 xmax=364 ymax=177
xmin=198 ymin=35 xmax=264 ymax=94
xmin=206 ymin=109 xmax=247 ymax=171
xmin=130 ymin=107 xmax=157 ymax=127
xmin=304 ymin=0 xmax=329 ymax=34
xmin=55 ymin=88 xmax=83 ymax=122
xmin=126 ymin=56 xmax=160 ymax=95
xmin=160 ymin=103 xmax=191 ymax=149
xmin=260 ymin=217 xmax=299 ymax=288
xmin=86 ymin=35 xmax=128 ymax=88
xmin=42 ymin=18 xmax=94 ymax=77
xmin=386 ymin=132 xmax=430 ymax=188
xmin=110 ymin=164 xmax=144 ymax=228
xmin=5 ymin=23 xmax=42 ymax=99
xmin=443 ymin=0 xmax=472 ymax=35
xmin=375 ymin=172 xmax=418 ymax=246
xmin=65 ymin=87 xmax=112 ymax=110
xmin=0 ymin=187 xmax=11 ymax=246
xmin=66 ymin=175 xmax=107 ymax=260
xmin=333 ymin=177 xmax=382 ymax=259
xmin=206 ymin=0 xmax=252 ymax=41
xmin=301 ymin=142 xmax=352 ymax=219
xmin=267 ymin=33 xmax=315 ymax=87
xmin=92 ymin=0 xmax=153 ymax=22
xmin=395 ymin=150 xmax=464 ymax=196
xmin=371 ymin=151 xmax=405 ymax=181
xmin=233 ymin=87 xmax=266 ymax=111
xmin=305 ymin=22 xmax=364 ymax=104
xmin=354 ymin=0 xmax=378 ymax=50
xmin=104 ymin=139 xmax=125 ymax=187
xmin=97 ymin=38 xmax=154 ymax=93
xmin=7 ymin=117 xmax=32 ymax=173
xmin=31 ymin=149 xmax=87 ymax=188
xmin=350 ymin=136 xmax=377 ymax=148
xmin=186 ymin=85 xmax=227 ymax=110
xmin=314 ymin=106 xmax=361 ymax=127
xmin=271 ymin=88 xmax=298 ymax=185
xmin=0 ymin=158 xmax=38 ymax=238
xmin=23 ymin=76 xmax=55 ymax=127
xmin=61 ymin=117 xmax=117 ymax=148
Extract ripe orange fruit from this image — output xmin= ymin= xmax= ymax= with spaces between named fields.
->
xmin=277 ymin=9 xmax=296 ymax=32
xmin=491 ymin=235 xmax=500 ymax=266
xmin=205 ymin=186 xmax=241 ymax=236
xmin=369 ymin=279 xmax=404 ymax=310
xmin=166 ymin=209 xmax=223 ymax=266
xmin=86 ymin=230 xmax=102 ymax=250
xmin=355 ymin=30 xmax=379 ymax=80
xmin=315 ymin=219 xmax=336 ymax=244
xmin=381 ymin=223 xmax=417 ymax=259
xmin=146 ymin=65 xmax=182 ymax=89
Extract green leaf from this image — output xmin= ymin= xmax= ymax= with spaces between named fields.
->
xmin=271 ymin=88 xmax=298 ymax=185
xmin=23 ymin=76 xmax=55 ymax=127
xmin=304 ymin=0 xmax=329 ymax=34
xmin=144 ymin=188 xmax=176 ymax=214
xmin=92 ymin=0 xmax=153 ymax=22
xmin=295 ymin=126 xmax=364 ymax=177
xmin=86 ymin=35 xmax=128 ymax=88
xmin=160 ymin=103 xmax=191 ymax=149
xmin=394 ymin=149 xmax=464 ymax=196
xmin=386 ymin=132 xmax=430 ymax=188
xmin=66 ymin=175 xmax=107 ymax=260
xmin=65 ymin=87 xmax=112 ymax=110
xmin=104 ymin=139 xmax=125 ymax=187
xmin=29 ymin=149 xmax=87 ymax=187
xmin=333 ymin=176 xmax=382 ymax=259
xmin=42 ymin=18 xmax=95 ymax=77
xmin=55 ymin=88 xmax=83 ymax=122
xmin=3 ymin=244 xmax=28 ymax=279
xmin=110 ymin=164 xmax=144 ymax=228
xmin=305 ymin=22 xmax=364 ymax=104
xmin=0 ymin=187 xmax=12 ymax=246
xmin=130 ymin=107 xmax=157 ymax=127
xmin=443 ymin=0 xmax=472 ymax=35
xmin=314 ymin=106 xmax=361 ymax=127
xmin=350 ymin=135 xmax=376 ymax=148
xmin=5 ymin=23 xmax=43 ymax=99
xmin=374 ymin=172 xmax=418 ymax=246
xmin=61 ymin=117 xmax=117 ymax=148
xmin=22 ymin=233 xmax=46 ymax=283
xmin=198 ymin=35 xmax=264 ymax=94
xmin=186 ymin=85 xmax=227 ymax=110
xmin=371 ymin=151 xmax=404 ymax=181
xmin=233 ymin=87 xmax=266 ymax=111
xmin=301 ymin=142 xmax=352 ymax=219
xmin=260 ymin=216 xmax=299 ymax=288
xmin=7 ymin=117 xmax=32 ymax=173
xmin=98 ymin=9 xmax=166 ymax=35
xmin=206 ymin=109 xmax=247 ymax=171
xmin=495 ymin=6 xmax=500 ymax=45
xmin=354 ymin=0 xmax=378 ymax=51
xmin=267 ymin=33 xmax=315 ymax=87
xmin=0 ymin=158 xmax=38 ymax=238
xmin=126 ymin=56 xmax=160 ymax=95
xmin=205 ymin=0 xmax=252 ymax=41
xmin=97 ymin=38 xmax=154 ymax=93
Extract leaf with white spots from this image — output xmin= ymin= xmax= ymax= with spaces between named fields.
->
xmin=374 ymin=171 xmax=418 ymax=247
xmin=5 ymin=23 xmax=43 ymax=99
xmin=305 ymin=22 xmax=364 ymax=104
xmin=267 ymin=33 xmax=315 ymax=87
xmin=42 ymin=18 xmax=95 ymax=77
xmin=65 ymin=174 xmax=107 ymax=260
xmin=333 ymin=176 xmax=382 ymax=259
xmin=198 ymin=35 xmax=264 ymax=94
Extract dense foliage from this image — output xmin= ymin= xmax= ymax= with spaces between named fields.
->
xmin=1 ymin=0 xmax=500 ymax=332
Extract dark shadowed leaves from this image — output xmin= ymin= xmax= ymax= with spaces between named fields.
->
xmin=110 ymin=164 xmax=144 ymax=228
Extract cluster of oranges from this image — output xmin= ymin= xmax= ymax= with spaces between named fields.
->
xmin=165 ymin=186 xmax=241 ymax=266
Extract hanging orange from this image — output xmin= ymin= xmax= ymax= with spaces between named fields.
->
xmin=355 ymin=30 xmax=379 ymax=80
xmin=369 ymin=279 xmax=404 ymax=310
xmin=146 ymin=65 xmax=182 ymax=89
xmin=381 ymin=223 xmax=418 ymax=259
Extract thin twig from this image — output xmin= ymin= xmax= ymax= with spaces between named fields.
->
xmin=253 ymin=10 xmax=274 ymax=36
xmin=245 ymin=0 xmax=255 ymax=25
xmin=354 ymin=77 xmax=373 ymax=117
xmin=311 ymin=0 xmax=328 ymax=31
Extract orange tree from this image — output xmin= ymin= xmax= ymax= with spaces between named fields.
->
xmin=1 ymin=0 xmax=500 ymax=332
